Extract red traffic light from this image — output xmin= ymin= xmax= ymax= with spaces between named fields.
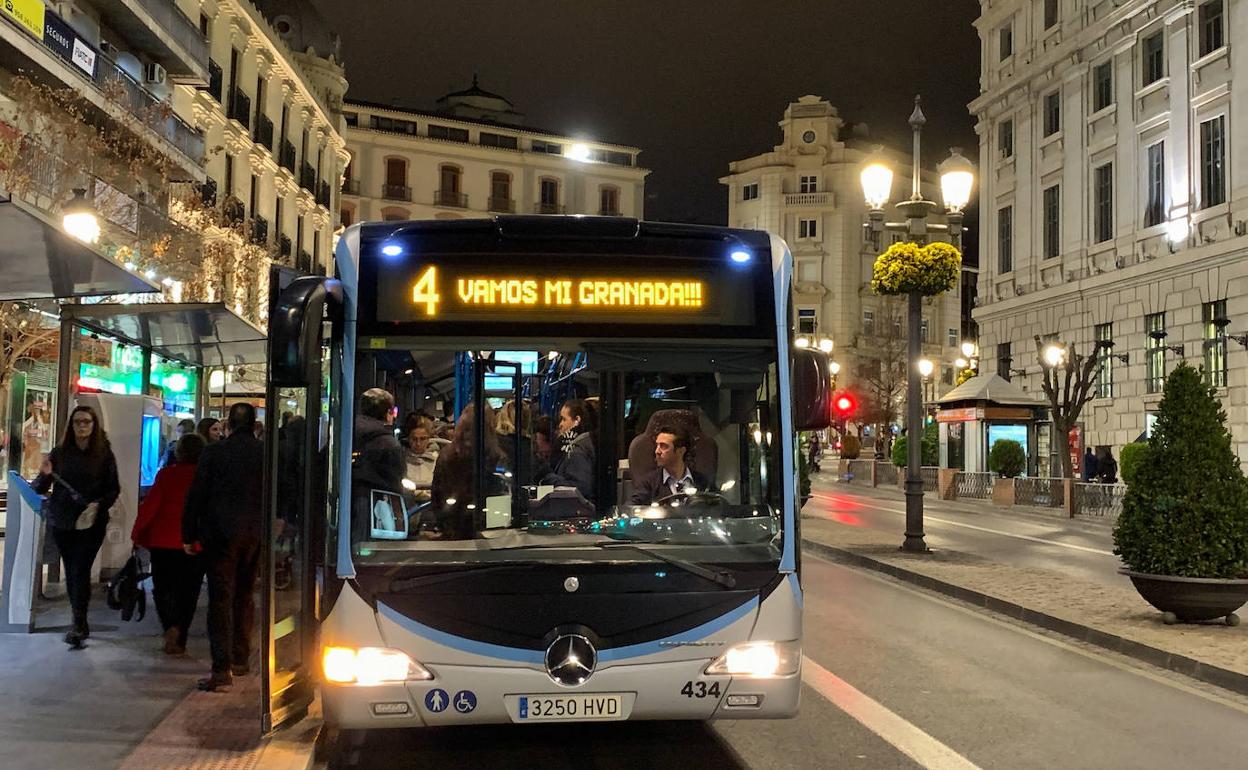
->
xmin=833 ymin=393 xmax=856 ymax=418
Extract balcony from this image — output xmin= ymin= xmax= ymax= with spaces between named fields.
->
xmin=228 ymin=87 xmax=251 ymax=130
xmin=97 ymin=58 xmax=205 ymax=170
xmin=278 ymin=234 xmax=292 ymax=258
xmin=317 ymin=181 xmax=331 ymax=207
xmin=535 ymin=202 xmax=566 ymax=214
xmin=205 ymin=60 xmax=223 ymax=102
xmin=279 ymin=140 xmax=296 ymax=173
xmin=784 ymin=192 xmax=831 ymax=207
xmin=249 ymin=215 xmax=268 ymax=245
xmin=434 ymin=190 xmax=467 ymax=208
xmin=90 ymin=0 xmax=209 ymax=83
xmin=488 ymin=196 xmax=514 ymax=213
xmin=254 ymin=114 xmax=274 ymax=152
xmin=383 ymin=184 xmax=412 ymax=202
xmin=299 ymin=162 xmax=317 ymax=193
xmin=222 ymin=196 xmax=245 ymax=227
xmin=342 ymin=179 xmax=361 ymax=195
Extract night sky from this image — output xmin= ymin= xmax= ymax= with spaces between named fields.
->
xmin=312 ymin=0 xmax=981 ymax=230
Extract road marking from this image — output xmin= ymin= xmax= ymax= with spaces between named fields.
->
xmin=802 ymin=655 xmax=982 ymax=770
xmin=804 ymin=553 xmax=1248 ymax=716
xmin=812 ymin=492 xmax=1117 ymax=557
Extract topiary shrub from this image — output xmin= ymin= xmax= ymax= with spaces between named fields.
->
xmin=891 ymin=423 xmax=937 ymax=467
xmin=989 ymin=439 xmax=1026 ymax=478
xmin=841 ymin=435 xmax=861 ymax=460
xmin=1113 ymin=363 xmax=1248 ymax=578
xmin=1118 ymin=442 xmax=1150 ymax=487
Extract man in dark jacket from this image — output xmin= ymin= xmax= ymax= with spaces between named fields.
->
xmin=352 ymin=388 xmax=406 ymax=542
xmin=183 ymin=402 xmax=264 ymax=692
xmin=630 ymin=424 xmax=710 ymax=505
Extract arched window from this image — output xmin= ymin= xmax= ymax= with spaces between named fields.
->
xmin=538 ymin=177 xmax=561 ymax=214
xmin=489 ymin=171 xmax=513 ymax=212
xmin=383 ymin=158 xmax=409 ymax=201
xmin=599 ymin=185 xmax=620 ymax=215
xmin=380 ymin=206 xmax=409 ymax=222
xmin=435 ymin=165 xmax=464 ymax=207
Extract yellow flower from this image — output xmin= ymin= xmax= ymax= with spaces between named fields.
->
xmin=871 ymin=241 xmax=962 ymax=296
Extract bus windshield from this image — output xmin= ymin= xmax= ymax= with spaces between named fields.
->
xmin=348 ymin=342 xmax=784 ymax=568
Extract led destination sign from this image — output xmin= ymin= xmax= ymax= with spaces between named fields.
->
xmin=373 ymin=257 xmax=754 ymax=327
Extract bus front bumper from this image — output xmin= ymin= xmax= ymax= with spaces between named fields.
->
xmin=322 ymin=658 xmax=800 ymax=729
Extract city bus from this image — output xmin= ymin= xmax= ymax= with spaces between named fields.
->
xmin=258 ymin=215 xmax=832 ymax=732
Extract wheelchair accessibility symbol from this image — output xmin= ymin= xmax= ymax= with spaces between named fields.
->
xmin=424 ymin=689 xmax=449 ymax=713
xmin=453 ymin=690 xmax=477 ymax=713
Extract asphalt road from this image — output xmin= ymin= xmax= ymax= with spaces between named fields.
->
xmin=324 ymin=555 xmax=1248 ymax=769
xmin=807 ymin=479 xmax=1122 ymax=587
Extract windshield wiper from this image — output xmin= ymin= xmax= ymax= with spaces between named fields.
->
xmin=387 ymin=562 xmax=543 ymax=591
xmin=595 ymin=542 xmax=738 ymax=589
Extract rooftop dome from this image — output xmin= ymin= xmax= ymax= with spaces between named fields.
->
xmin=435 ymin=75 xmax=525 ymax=126
xmin=252 ymin=0 xmax=341 ymax=61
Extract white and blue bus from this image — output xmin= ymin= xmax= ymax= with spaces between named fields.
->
xmin=258 ymin=216 xmax=832 ymax=731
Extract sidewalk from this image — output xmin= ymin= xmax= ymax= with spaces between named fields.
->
xmin=0 ymin=577 xmax=319 ymax=770
xmin=799 ymin=510 xmax=1248 ymax=696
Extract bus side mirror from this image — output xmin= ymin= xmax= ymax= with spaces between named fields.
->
xmin=792 ymin=348 xmax=832 ymax=431
xmin=269 ymin=274 xmax=342 ymax=386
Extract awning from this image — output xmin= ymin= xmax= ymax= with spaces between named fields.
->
xmin=937 ymin=373 xmax=1044 ymax=407
xmin=61 ymin=302 xmax=267 ymax=367
xmin=0 ymin=193 xmax=158 ymax=301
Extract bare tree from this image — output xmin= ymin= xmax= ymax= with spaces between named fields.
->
xmin=1034 ymin=334 xmax=1101 ymax=479
xmin=857 ymin=297 xmax=908 ymax=453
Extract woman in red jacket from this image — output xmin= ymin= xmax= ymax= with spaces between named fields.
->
xmin=133 ymin=432 xmax=206 ymax=654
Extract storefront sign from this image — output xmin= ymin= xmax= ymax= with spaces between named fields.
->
xmin=42 ymin=9 xmax=97 ymax=79
xmin=937 ymin=407 xmax=982 ymax=423
xmin=2 ymin=0 xmax=45 ymax=40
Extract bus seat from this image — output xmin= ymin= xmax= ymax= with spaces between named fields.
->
xmin=627 ymin=409 xmax=718 ymax=489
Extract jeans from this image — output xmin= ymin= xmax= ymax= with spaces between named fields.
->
xmin=205 ymin=537 xmax=260 ymax=674
xmin=149 ymin=548 xmax=205 ymax=646
xmin=50 ymin=524 xmax=106 ymax=628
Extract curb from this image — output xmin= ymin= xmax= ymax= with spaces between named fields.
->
xmin=801 ymin=538 xmax=1248 ymax=698
xmin=255 ymin=716 xmax=323 ymax=770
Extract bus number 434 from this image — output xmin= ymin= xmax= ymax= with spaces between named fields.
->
xmin=681 ymin=681 xmax=722 ymax=699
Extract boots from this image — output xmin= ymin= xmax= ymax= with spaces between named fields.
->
xmin=163 ymin=627 xmax=184 ymax=655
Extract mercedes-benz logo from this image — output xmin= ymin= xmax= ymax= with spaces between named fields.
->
xmin=544 ymin=634 xmax=597 ymax=686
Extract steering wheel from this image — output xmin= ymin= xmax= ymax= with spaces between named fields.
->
xmin=652 ymin=489 xmax=729 ymax=506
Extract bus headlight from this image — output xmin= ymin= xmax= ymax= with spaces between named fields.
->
xmin=323 ymin=646 xmax=434 ymax=685
xmin=704 ymin=641 xmax=800 ymax=678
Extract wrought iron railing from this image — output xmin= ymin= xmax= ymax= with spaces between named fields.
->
xmin=135 ymin=0 xmax=209 ymax=72
xmin=876 ymin=463 xmax=899 ymax=486
xmin=1073 ymin=482 xmax=1125 ymax=520
xmin=300 ymin=162 xmax=317 ymax=193
xmin=254 ymin=114 xmax=274 ymax=152
xmin=342 ymin=179 xmax=360 ymax=195
xmin=383 ymin=184 xmax=412 ymax=201
xmin=488 ymin=196 xmax=515 ymax=213
xmin=317 ymin=181 xmax=331 ymax=207
xmin=249 ymin=215 xmax=268 ymax=245
xmin=279 ymin=140 xmax=296 ymax=173
xmin=535 ymin=202 xmax=566 ymax=214
xmin=205 ymin=60 xmax=223 ymax=102
xmin=956 ymin=471 xmax=994 ymax=499
xmin=1015 ymin=477 xmax=1065 ymax=508
xmin=228 ymin=87 xmax=251 ymax=129
xmin=434 ymin=190 xmax=468 ymax=208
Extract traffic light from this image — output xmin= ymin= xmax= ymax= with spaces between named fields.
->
xmin=833 ymin=393 xmax=857 ymax=420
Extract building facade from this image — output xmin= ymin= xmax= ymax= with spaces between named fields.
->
xmin=970 ymin=0 xmax=1248 ymax=468
xmin=341 ymin=81 xmax=647 ymax=225
xmin=721 ymin=96 xmax=966 ymax=433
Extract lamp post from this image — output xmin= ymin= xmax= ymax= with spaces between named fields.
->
xmin=861 ymin=96 xmax=974 ymax=554
xmin=62 ymin=187 xmax=101 ymax=245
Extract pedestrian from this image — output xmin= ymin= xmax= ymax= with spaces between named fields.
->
xmin=808 ymin=434 xmax=822 ymax=472
xmin=196 ymin=417 xmax=221 ymax=444
xmin=33 ymin=405 xmax=121 ymax=649
xmin=351 ymin=388 xmax=406 ymax=543
xmin=1097 ymin=447 xmax=1118 ymax=484
xmin=161 ymin=418 xmax=197 ymax=468
xmin=253 ymin=419 xmax=265 ymax=440
xmin=182 ymin=402 xmax=264 ymax=691
xmin=1081 ymin=447 xmax=1099 ymax=482
xmin=133 ymin=433 xmax=206 ymax=655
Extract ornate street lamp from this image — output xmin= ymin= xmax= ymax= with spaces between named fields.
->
xmin=861 ymin=96 xmax=975 ymax=554
xmin=62 ymin=188 xmax=101 ymax=245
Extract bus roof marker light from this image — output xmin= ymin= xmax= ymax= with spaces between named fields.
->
xmin=730 ymin=249 xmax=752 ymax=264
xmin=381 ymin=243 xmax=403 ymax=258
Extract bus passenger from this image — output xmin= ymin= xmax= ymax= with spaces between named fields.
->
xmin=351 ymin=388 xmax=405 ymax=543
xmin=545 ymin=398 xmax=597 ymax=502
xmin=532 ymin=414 xmax=554 ymax=480
xmin=430 ymin=403 xmax=505 ymax=539
xmin=497 ymin=399 xmax=534 ymax=485
xmin=630 ymin=423 xmax=709 ymax=505
xmin=404 ymin=418 xmax=438 ymax=502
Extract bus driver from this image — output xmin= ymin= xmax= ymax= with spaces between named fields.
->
xmin=629 ymin=423 xmax=709 ymax=505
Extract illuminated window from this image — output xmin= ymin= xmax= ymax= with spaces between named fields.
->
xmin=1095 ymin=323 xmax=1113 ymax=398
xmin=1203 ymin=300 xmax=1227 ymax=388
xmin=1146 ymin=312 xmax=1165 ymax=393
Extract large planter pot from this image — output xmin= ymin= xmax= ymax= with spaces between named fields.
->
xmin=1120 ymin=569 xmax=1248 ymax=625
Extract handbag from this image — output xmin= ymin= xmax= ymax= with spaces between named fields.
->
xmin=106 ymin=549 xmax=149 ymax=622
xmin=47 ymin=470 xmax=97 ymax=529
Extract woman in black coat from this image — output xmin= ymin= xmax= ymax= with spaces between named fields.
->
xmin=33 ymin=405 xmax=120 ymax=648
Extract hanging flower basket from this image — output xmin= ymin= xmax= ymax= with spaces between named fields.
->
xmin=870 ymin=241 xmax=961 ymax=296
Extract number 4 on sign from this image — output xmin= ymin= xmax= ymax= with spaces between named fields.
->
xmin=412 ymin=266 xmax=440 ymax=316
